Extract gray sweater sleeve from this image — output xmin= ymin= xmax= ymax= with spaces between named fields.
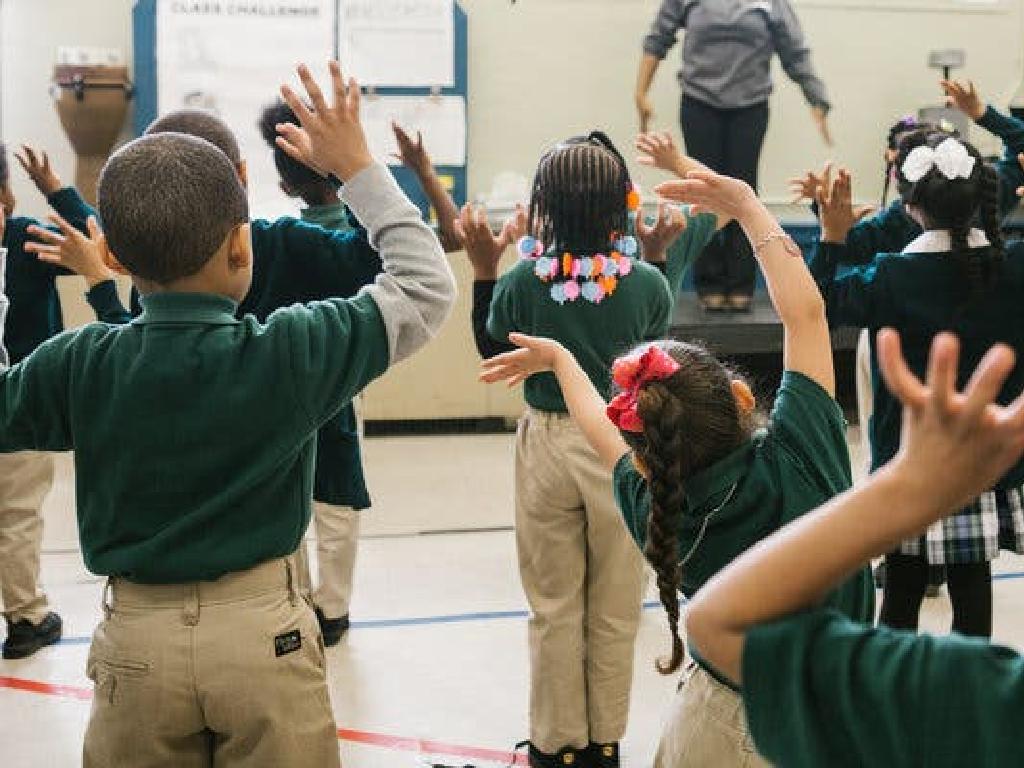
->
xmin=0 ymin=248 xmax=8 ymax=371
xmin=771 ymin=0 xmax=830 ymax=111
xmin=643 ymin=0 xmax=690 ymax=59
xmin=341 ymin=163 xmax=456 ymax=365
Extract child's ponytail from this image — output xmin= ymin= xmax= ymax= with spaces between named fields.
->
xmin=635 ymin=387 xmax=687 ymax=675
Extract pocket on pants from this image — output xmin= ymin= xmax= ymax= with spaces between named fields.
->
xmin=86 ymin=656 xmax=152 ymax=706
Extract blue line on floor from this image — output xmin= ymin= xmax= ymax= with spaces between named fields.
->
xmin=47 ymin=570 xmax=1024 ymax=647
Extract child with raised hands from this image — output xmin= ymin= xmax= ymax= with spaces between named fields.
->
xmin=461 ymin=130 xmax=715 ymax=768
xmin=813 ymin=132 xmax=1024 ymax=641
xmin=0 ymin=62 xmax=453 ymax=767
xmin=687 ymin=331 xmax=1024 ymax=768
xmin=481 ymin=169 xmax=873 ymax=768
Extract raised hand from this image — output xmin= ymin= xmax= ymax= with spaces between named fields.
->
xmin=636 ymin=202 xmax=687 ymax=264
xmin=276 ymin=61 xmax=373 ymax=183
xmin=25 ymin=214 xmax=113 ymax=287
xmin=479 ymin=333 xmax=565 ymax=388
xmin=390 ymin=122 xmax=430 ymax=175
xmin=817 ymin=167 xmax=857 ymax=244
xmin=636 ymin=132 xmax=686 ymax=176
xmin=879 ymin=329 xmax=1024 ymax=514
xmin=15 ymin=145 xmax=62 ymax=197
xmin=941 ymin=79 xmax=985 ymax=122
xmin=453 ymin=203 xmax=511 ymax=280
xmin=655 ymin=169 xmax=758 ymax=221
xmin=787 ymin=162 xmax=832 ymax=204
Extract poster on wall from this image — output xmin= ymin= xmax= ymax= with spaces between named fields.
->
xmin=156 ymin=0 xmax=334 ymax=219
xmin=338 ymin=0 xmax=454 ymax=87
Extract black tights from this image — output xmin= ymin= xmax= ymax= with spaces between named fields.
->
xmin=879 ymin=553 xmax=992 ymax=638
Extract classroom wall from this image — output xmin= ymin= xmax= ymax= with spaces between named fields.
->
xmin=2 ymin=0 xmax=1022 ymax=420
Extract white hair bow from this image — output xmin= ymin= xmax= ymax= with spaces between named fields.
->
xmin=901 ymin=138 xmax=976 ymax=183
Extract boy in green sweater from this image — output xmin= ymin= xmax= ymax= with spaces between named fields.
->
xmin=0 ymin=62 xmax=454 ymax=767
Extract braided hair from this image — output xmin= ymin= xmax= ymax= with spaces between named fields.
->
xmin=617 ymin=341 xmax=753 ymax=674
xmin=896 ymin=130 xmax=1004 ymax=303
xmin=528 ymin=131 xmax=631 ymax=255
xmin=258 ymin=99 xmax=339 ymax=204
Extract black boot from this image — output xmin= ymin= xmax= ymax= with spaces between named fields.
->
xmin=585 ymin=742 xmax=620 ymax=768
xmin=516 ymin=741 xmax=583 ymax=767
xmin=3 ymin=612 xmax=62 ymax=659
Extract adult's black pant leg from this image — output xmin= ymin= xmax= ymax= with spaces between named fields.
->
xmin=879 ymin=552 xmax=928 ymax=632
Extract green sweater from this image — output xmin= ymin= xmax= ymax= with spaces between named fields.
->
xmin=0 ymin=164 xmax=453 ymax=583
xmin=614 ymin=372 xmax=875 ymax=682
xmin=744 ymin=609 xmax=1024 ymax=767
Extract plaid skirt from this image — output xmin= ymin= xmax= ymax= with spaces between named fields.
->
xmin=900 ymin=486 xmax=1024 ymax=565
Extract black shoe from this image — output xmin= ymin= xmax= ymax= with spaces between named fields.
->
xmin=314 ymin=607 xmax=349 ymax=647
xmin=516 ymin=741 xmax=583 ymax=767
xmin=3 ymin=612 xmax=62 ymax=659
xmin=583 ymin=742 xmax=619 ymax=768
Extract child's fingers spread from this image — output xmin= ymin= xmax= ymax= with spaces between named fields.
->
xmin=296 ymin=64 xmax=329 ymax=115
xmin=925 ymin=333 xmax=960 ymax=413
xmin=274 ymin=136 xmax=303 ymax=162
xmin=328 ymin=60 xmax=346 ymax=104
xmin=86 ymin=216 xmax=102 ymax=239
xmin=878 ymin=329 xmax=927 ymax=407
xmin=963 ymin=344 xmax=1016 ymax=420
xmin=654 ymin=180 xmax=689 ymax=201
xmin=346 ymin=77 xmax=361 ymax=116
xmin=47 ymin=213 xmax=76 ymax=237
xmin=26 ymin=225 xmax=63 ymax=245
xmin=279 ymin=85 xmax=313 ymax=124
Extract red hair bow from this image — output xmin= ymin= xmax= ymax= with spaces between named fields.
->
xmin=606 ymin=346 xmax=681 ymax=433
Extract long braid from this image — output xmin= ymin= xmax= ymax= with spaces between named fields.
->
xmin=636 ymin=387 xmax=687 ymax=675
xmin=979 ymin=162 xmax=1006 ymax=265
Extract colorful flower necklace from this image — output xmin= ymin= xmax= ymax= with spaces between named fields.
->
xmin=517 ymin=184 xmax=642 ymax=305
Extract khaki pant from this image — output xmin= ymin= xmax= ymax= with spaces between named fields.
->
xmin=83 ymin=558 xmax=340 ymax=768
xmin=515 ymin=409 xmax=645 ymax=753
xmin=655 ymin=663 xmax=769 ymax=768
xmin=293 ymin=503 xmax=360 ymax=619
xmin=0 ymin=451 xmax=54 ymax=624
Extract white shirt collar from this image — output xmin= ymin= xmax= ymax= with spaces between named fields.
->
xmin=902 ymin=229 xmax=990 ymax=254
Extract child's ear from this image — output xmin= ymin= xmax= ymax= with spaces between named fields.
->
xmin=99 ymin=235 xmax=129 ymax=276
xmin=236 ymin=160 xmax=250 ymax=190
xmin=730 ymin=379 xmax=756 ymax=415
xmin=226 ymin=223 xmax=252 ymax=271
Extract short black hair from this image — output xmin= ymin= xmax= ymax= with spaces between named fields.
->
xmin=258 ymin=99 xmax=336 ymax=193
xmin=0 ymin=142 xmax=8 ymax=187
xmin=98 ymin=133 xmax=249 ymax=285
xmin=528 ymin=131 xmax=632 ymax=254
xmin=145 ymin=109 xmax=242 ymax=166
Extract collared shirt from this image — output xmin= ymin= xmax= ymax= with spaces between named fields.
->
xmin=643 ymin=0 xmax=829 ymax=111
xmin=300 ymin=201 xmax=355 ymax=234
xmin=0 ymin=290 xmax=389 ymax=582
xmin=613 ymin=372 xmax=875 ymax=679
xmin=811 ymin=236 xmax=1024 ymax=488
xmin=743 ymin=609 xmax=1024 ymax=767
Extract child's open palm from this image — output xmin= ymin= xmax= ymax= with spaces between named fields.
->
xmin=655 ymin=169 xmax=756 ymax=221
xmin=636 ymin=202 xmax=687 ymax=264
xmin=276 ymin=61 xmax=373 ymax=183
xmin=635 ymin=132 xmax=686 ymax=176
xmin=479 ymin=333 xmax=564 ymax=387
xmin=390 ymin=122 xmax=430 ymax=174
xmin=15 ymin=145 xmax=62 ymax=197
xmin=25 ymin=214 xmax=113 ymax=287
xmin=454 ymin=203 xmax=523 ymax=280
xmin=880 ymin=329 xmax=1024 ymax=515
xmin=941 ymin=79 xmax=985 ymax=122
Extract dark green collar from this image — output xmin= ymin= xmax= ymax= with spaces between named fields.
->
xmin=683 ymin=430 xmax=766 ymax=510
xmin=301 ymin=202 xmax=352 ymax=232
xmin=136 ymin=292 xmax=240 ymax=325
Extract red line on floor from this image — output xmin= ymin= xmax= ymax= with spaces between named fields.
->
xmin=0 ymin=675 xmax=528 ymax=765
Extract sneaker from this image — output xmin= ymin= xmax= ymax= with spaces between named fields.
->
xmin=3 ymin=612 xmax=62 ymax=659
xmin=314 ymin=607 xmax=349 ymax=647
xmin=585 ymin=743 xmax=620 ymax=768
xmin=515 ymin=741 xmax=583 ymax=767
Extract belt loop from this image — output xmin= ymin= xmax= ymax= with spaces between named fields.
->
xmin=183 ymin=584 xmax=200 ymax=626
xmin=101 ymin=578 xmax=114 ymax=620
xmin=285 ymin=558 xmax=299 ymax=606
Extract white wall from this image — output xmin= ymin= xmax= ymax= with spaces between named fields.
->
xmin=2 ymin=0 xmax=1022 ymax=220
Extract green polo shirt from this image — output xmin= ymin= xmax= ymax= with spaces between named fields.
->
xmin=486 ymin=209 xmax=716 ymax=412
xmin=614 ymin=372 xmax=875 ymax=675
xmin=743 ymin=609 xmax=1024 ymax=767
xmin=0 ymin=291 xmax=389 ymax=583
xmin=811 ymin=241 xmax=1024 ymax=489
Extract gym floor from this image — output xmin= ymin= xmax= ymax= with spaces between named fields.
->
xmin=5 ymin=431 xmax=1024 ymax=767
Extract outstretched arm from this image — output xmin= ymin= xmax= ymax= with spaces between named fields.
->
xmin=635 ymin=132 xmax=731 ymax=230
xmin=391 ymin=122 xmax=463 ymax=253
xmin=480 ymin=334 xmax=629 ymax=471
xmin=657 ymin=170 xmax=834 ymax=396
xmin=686 ymin=330 xmax=1024 ymax=684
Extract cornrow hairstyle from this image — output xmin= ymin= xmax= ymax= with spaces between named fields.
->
xmin=0 ymin=142 xmax=8 ymax=188
xmin=257 ymin=99 xmax=339 ymax=195
xmin=617 ymin=340 xmax=753 ymax=675
xmin=527 ymin=130 xmax=632 ymax=255
xmin=896 ymin=131 xmax=1004 ymax=303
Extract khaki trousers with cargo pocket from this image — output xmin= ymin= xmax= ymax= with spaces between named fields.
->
xmin=83 ymin=557 xmax=340 ymax=768
xmin=515 ymin=408 xmax=645 ymax=754
xmin=293 ymin=502 xmax=360 ymax=619
xmin=0 ymin=451 xmax=54 ymax=624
